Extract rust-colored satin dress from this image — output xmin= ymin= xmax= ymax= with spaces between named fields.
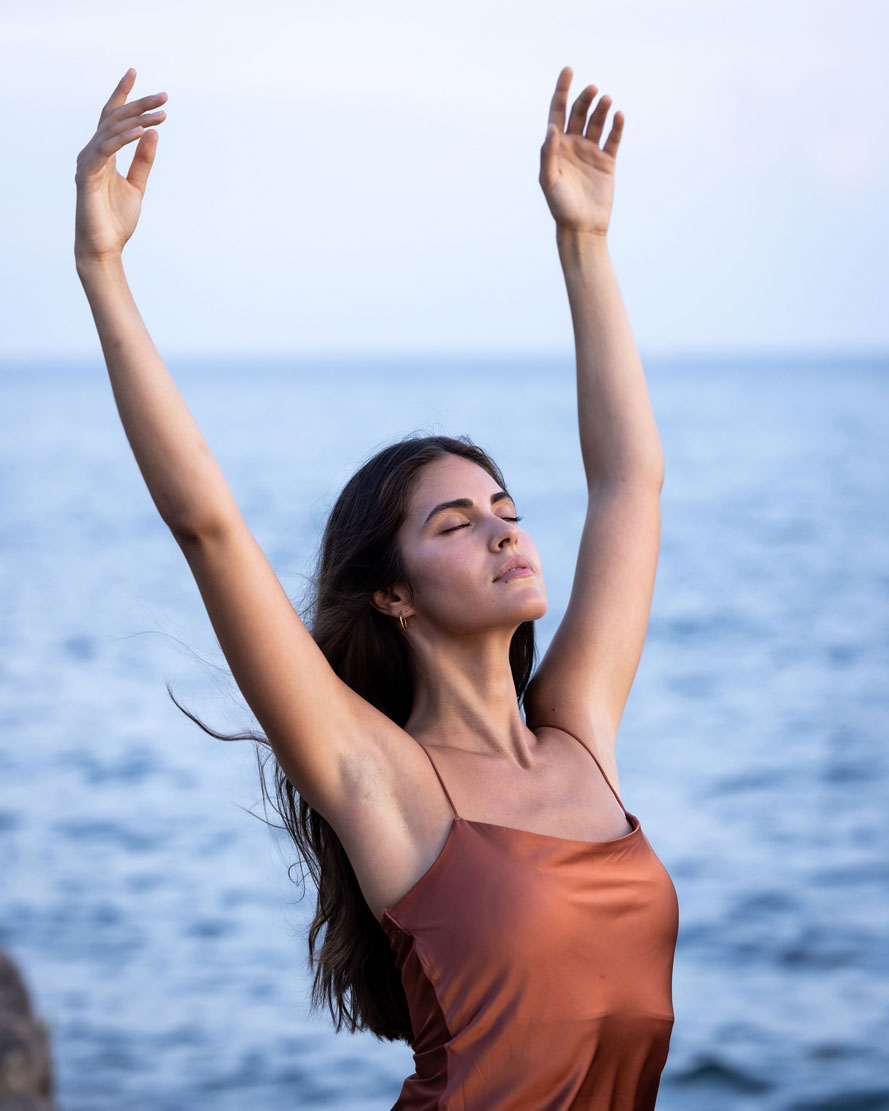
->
xmin=380 ymin=725 xmax=679 ymax=1110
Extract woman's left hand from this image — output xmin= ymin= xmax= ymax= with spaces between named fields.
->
xmin=539 ymin=66 xmax=624 ymax=237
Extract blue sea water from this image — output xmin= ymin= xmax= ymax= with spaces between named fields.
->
xmin=1 ymin=350 xmax=887 ymax=1111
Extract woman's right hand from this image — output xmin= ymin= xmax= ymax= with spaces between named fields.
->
xmin=74 ymin=68 xmax=167 ymax=265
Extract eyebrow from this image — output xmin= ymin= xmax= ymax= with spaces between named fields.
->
xmin=423 ymin=490 xmax=514 ymax=527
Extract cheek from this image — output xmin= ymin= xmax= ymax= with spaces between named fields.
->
xmin=405 ymin=540 xmax=470 ymax=596
xmin=422 ymin=545 xmax=476 ymax=593
xmin=520 ymin=531 xmax=543 ymax=571
xmin=409 ymin=543 xmax=494 ymax=617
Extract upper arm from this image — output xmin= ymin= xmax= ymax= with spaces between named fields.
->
xmin=172 ymin=515 xmax=407 ymax=820
xmin=524 ymin=473 xmax=662 ymax=744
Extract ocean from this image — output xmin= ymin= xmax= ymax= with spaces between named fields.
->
xmin=1 ymin=351 xmax=887 ymax=1110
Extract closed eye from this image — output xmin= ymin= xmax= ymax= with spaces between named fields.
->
xmin=441 ymin=515 xmax=523 ymax=534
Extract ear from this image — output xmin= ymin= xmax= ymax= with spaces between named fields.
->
xmin=371 ymin=584 xmax=414 ymax=619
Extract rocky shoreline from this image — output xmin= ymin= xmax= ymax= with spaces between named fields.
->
xmin=0 ymin=951 xmax=56 ymax=1110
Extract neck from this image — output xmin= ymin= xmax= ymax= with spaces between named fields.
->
xmin=403 ymin=626 xmax=535 ymax=766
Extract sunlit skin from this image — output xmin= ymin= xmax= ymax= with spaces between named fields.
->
xmin=73 ymin=63 xmax=664 ymax=924
xmin=539 ymin=67 xmax=623 ymax=237
xmin=75 ymin=68 xmax=168 ymax=264
xmin=372 ymin=455 xmax=547 ymax=759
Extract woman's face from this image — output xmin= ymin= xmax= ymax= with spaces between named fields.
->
xmin=395 ymin=454 xmax=547 ymax=634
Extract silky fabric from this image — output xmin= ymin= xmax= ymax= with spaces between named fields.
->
xmin=381 ymin=726 xmax=679 ymax=1110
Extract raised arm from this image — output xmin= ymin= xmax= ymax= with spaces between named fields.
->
xmin=74 ymin=70 xmax=236 ymax=533
xmin=524 ymin=68 xmax=664 ymax=772
xmin=74 ymin=70 xmax=405 ymax=821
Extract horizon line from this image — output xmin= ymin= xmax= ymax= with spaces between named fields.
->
xmin=2 ymin=344 xmax=888 ymax=370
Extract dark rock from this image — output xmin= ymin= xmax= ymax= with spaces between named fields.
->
xmin=0 ymin=957 xmax=31 ymax=1020
xmin=0 ymin=952 xmax=55 ymax=1108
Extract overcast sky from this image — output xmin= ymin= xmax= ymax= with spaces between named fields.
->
xmin=2 ymin=0 xmax=886 ymax=360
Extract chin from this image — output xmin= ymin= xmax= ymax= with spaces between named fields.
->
xmin=512 ymin=594 xmax=548 ymax=624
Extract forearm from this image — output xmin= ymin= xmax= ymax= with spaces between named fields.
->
xmin=557 ymin=227 xmax=664 ymax=486
xmin=76 ymin=254 xmax=241 ymax=535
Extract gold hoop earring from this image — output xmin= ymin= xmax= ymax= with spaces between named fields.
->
xmin=399 ymin=613 xmax=408 ymax=632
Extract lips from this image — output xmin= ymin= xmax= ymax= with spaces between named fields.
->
xmin=494 ymin=557 xmax=534 ymax=582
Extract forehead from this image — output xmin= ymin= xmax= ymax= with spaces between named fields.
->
xmin=409 ymin=454 xmax=504 ymax=507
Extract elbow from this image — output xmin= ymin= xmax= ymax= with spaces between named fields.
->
xmin=166 ymin=517 xmax=204 ymax=544
xmin=163 ymin=492 xmax=244 ymax=544
xmin=165 ymin=512 xmax=233 ymax=545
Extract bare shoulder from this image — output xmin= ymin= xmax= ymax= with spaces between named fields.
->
xmin=317 ymin=708 xmax=457 ymax=923
xmin=317 ymin=707 xmax=433 ymax=836
xmin=526 ymin=712 xmax=622 ymax=799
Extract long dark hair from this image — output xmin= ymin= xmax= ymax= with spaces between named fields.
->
xmin=170 ymin=433 xmax=537 ymax=1043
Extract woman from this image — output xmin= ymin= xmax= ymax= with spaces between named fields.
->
xmin=74 ymin=65 xmax=678 ymax=1110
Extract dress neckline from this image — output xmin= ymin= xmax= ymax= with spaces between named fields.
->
xmin=381 ymin=810 xmax=642 ymax=924
xmin=457 ymin=810 xmax=640 ymax=846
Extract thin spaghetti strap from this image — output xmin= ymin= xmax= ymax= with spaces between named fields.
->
xmin=419 ymin=745 xmax=460 ymax=818
xmin=551 ymin=724 xmax=628 ymax=815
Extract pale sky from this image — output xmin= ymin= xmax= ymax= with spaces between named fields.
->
xmin=2 ymin=0 xmax=887 ymax=360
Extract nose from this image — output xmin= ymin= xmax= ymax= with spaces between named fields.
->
xmin=492 ymin=515 xmax=520 ymax=549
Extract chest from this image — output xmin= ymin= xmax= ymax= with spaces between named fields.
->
xmin=384 ymin=818 xmax=679 ymax=1026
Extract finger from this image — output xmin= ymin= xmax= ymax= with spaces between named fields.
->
xmin=99 ymin=67 xmax=137 ymax=125
xmin=106 ymin=90 xmax=167 ymax=123
xmin=97 ymin=123 xmax=151 ymax=160
xmin=79 ymin=110 xmax=165 ymax=179
xmin=602 ymin=111 xmax=625 ymax=159
xmin=547 ymin=65 xmax=573 ymax=133
xmin=584 ymin=93 xmax=612 ymax=145
xmin=127 ymin=128 xmax=159 ymax=194
xmin=566 ymin=84 xmax=598 ymax=135
xmin=102 ymin=107 xmax=166 ymax=141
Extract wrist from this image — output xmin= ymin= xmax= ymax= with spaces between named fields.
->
xmin=555 ymin=225 xmax=610 ymax=267
xmin=75 ymin=248 xmax=125 ymax=279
